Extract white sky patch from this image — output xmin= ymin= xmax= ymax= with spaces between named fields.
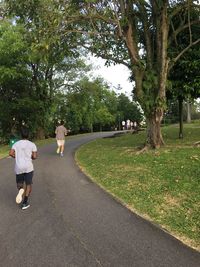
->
xmin=87 ymin=56 xmax=134 ymax=99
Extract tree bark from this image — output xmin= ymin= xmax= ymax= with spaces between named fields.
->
xmin=186 ymin=99 xmax=191 ymax=123
xmin=36 ymin=127 xmax=45 ymax=140
xmin=178 ymin=97 xmax=183 ymax=139
xmin=90 ymin=124 xmax=93 ymax=133
xmin=122 ymin=2 xmax=169 ymax=149
xmin=146 ymin=108 xmax=165 ymax=148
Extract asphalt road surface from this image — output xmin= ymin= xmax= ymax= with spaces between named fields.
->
xmin=0 ymin=132 xmax=200 ymax=267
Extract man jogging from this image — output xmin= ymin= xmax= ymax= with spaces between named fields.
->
xmin=9 ymin=126 xmax=37 ymax=210
xmin=55 ymin=120 xmax=68 ymax=157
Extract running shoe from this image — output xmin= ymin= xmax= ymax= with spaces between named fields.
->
xmin=16 ymin=188 xmax=24 ymax=204
xmin=21 ymin=202 xmax=30 ymax=210
xmin=60 ymin=152 xmax=63 ymax=157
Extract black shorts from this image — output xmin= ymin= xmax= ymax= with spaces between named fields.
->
xmin=16 ymin=171 xmax=33 ymax=185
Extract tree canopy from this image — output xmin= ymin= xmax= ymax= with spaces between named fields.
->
xmin=60 ymin=0 xmax=200 ymax=148
xmin=0 ymin=0 xmax=199 ymax=147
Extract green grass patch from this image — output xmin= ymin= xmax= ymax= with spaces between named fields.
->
xmin=76 ymin=124 xmax=200 ymax=251
xmin=0 ymin=144 xmax=10 ymax=159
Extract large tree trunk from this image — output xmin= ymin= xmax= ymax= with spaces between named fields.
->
xmin=178 ymin=97 xmax=183 ymax=139
xmin=36 ymin=127 xmax=45 ymax=140
xmin=90 ymin=124 xmax=93 ymax=133
xmin=120 ymin=1 xmax=168 ymax=149
xmin=146 ymin=108 xmax=165 ymax=148
xmin=186 ymin=99 xmax=191 ymax=123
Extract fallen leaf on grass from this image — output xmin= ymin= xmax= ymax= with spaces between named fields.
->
xmin=190 ymin=155 xmax=199 ymax=161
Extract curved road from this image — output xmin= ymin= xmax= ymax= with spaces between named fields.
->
xmin=0 ymin=132 xmax=199 ymax=267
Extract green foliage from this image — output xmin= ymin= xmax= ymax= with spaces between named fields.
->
xmin=65 ymin=0 xmax=200 ymax=146
xmin=168 ymin=5 xmax=200 ymax=101
xmin=0 ymin=0 xmax=96 ymax=140
xmin=117 ymin=93 xmax=143 ymax=125
xmin=95 ymin=106 xmax=115 ymax=127
xmin=0 ymin=22 xmax=32 ymax=139
xmin=3 ymin=0 xmax=199 ymax=148
xmin=59 ymin=78 xmax=118 ymax=133
xmin=143 ymin=70 xmax=158 ymax=92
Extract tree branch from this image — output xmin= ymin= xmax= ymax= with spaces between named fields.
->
xmin=138 ymin=3 xmax=153 ymax=67
xmin=169 ymin=38 xmax=200 ymax=70
xmin=169 ymin=2 xmax=199 ymax=19
xmin=187 ymin=0 xmax=192 ymax=44
xmin=168 ymin=19 xmax=200 ymax=45
xmin=81 ymin=44 xmax=131 ymax=68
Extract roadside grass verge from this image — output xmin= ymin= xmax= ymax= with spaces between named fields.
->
xmin=0 ymin=138 xmax=55 ymax=159
xmin=76 ymin=124 xmax=200 ymax=251
xmin=0 ymin=144 xmax=10 ymax=159
xmin=0 ymin=133 xmax=91 ymax=159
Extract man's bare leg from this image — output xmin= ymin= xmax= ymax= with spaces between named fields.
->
xmin=21 ymin=184 xmax=31 ymax=209
xmin=60 ymin=144 xmax=65 ymax=156
xmin=57 ymin=145 xmax=61 ymax=154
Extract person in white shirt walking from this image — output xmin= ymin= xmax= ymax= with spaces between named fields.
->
xmin=55 ymin=120 xmax=68 ymax=157
xmin=9 ymin=127 xmax=37 ymax=210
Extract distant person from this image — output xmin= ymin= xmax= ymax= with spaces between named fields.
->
xmin=9 ymin=126 xmax=37 ymax=210
xmin=55 ymin=120 xmax=68 ymax=157
xmin=134 ymin=121 xmax=137 ymax=129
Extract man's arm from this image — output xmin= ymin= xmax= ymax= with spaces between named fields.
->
xmin=32 ymin=151 xmax=37 ymax=160
xmin=9 ymin=149 xmax=15 ymax=158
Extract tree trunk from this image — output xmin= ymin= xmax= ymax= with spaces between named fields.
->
xmin=178 ymin=97 xmax=183 ymax=139
xmin=36 ymin=127 xmax=45 ymax=140
xmin=146 ymin=108 xmax=165 ymax=148
xmin=186 ymin=99 xmax=191 ymax=123
xmin=90 ymin=124 xmax=93 ymax=133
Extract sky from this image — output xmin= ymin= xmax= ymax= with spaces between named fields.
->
xmin=88 ymin=56 xmax=134 ymax=99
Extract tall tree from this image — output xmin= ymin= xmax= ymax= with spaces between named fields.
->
xmin=0 ymin=21 xmax=33 ymax=140
xmin=3 ymin=0 xmax=200 ymax=146
xmin=168 ymin=7 xmax=200 ymax=138
xmin=2 ymin=0 xmax=91 ymax=138
xmin=64 ymin=77 xmax=117 ymax=133
xmin=65 ymin=0 xmax=200 ymax=148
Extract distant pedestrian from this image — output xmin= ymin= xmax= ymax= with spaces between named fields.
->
xmin=134 ymin=121 xmax=137 ymax=130
xmin=55 ymin=120 xmax=68 ymax=157
xmin=9 ymin=126 xmax=37 ymax=210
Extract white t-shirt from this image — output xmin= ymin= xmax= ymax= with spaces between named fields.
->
xmin=12 ymin=140 xmax=37 ymax=174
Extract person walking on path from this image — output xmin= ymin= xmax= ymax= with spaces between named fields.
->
xmin=55 ymin=120 xmax=68 ymax=157
xmin=9 ymin=126 xmax=37 ymax=210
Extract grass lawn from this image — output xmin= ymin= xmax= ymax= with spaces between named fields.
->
xmin=76 ymin=124 xmax=200 ymax=251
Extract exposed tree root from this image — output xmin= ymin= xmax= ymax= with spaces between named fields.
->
xmin=136 ymin=141 xmax=165 ymax=155
xmin=193 ymin=141 xmax=200 ymax=147
xmin=136 ymin=145 xmax=149 ymax=155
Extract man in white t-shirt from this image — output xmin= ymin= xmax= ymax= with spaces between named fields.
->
xmin=9 ymin=127 xmax=37 ymax=210
xmin=55 ymin=120 xmax=68 ymax=157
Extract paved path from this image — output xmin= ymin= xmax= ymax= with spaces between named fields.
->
xmin=0 ymin=132 xmax=199 ymax=267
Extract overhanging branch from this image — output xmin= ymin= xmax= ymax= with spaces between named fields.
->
xmin=169 ymin=38 xmax=200 ymax=70
xmin=81 ymin=44 xmax=131 ymax=68
xmin=168 ymin=19 xmax=200 ymax=45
